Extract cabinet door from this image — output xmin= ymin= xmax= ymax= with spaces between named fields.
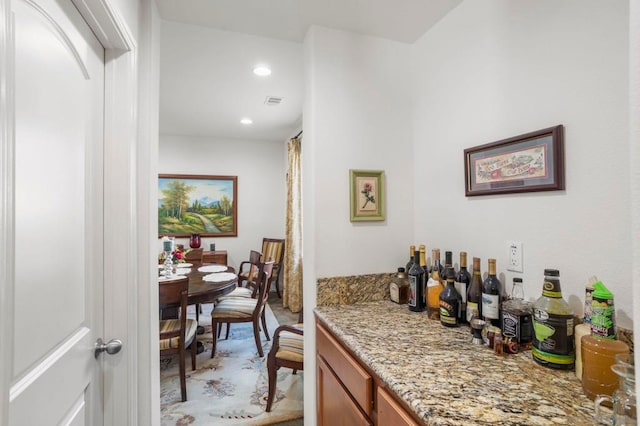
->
xmin=317 ymin=355 xmax=372 ymax=426
xmin=377 ymin=387 xmax=419 ymax=426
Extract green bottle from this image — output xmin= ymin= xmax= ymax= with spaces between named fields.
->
xmin=532 ymin=269 xmax=575 ymax=370
xmin=590 ymin=281 xmax=616 ymax=339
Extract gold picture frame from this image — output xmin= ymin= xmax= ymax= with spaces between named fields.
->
xmin=349 ymin=169 xmax=385 ymax=222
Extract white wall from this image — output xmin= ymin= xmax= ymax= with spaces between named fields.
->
xmin=159 ymin=134 xmax=286 ymax=266
xmin=304 ymin=26 xmax=415 ymax=279
xmin=412 ymin=1 xmax=632 ymax=327
xmin=302 ymin=25 xmax=414 ymax=425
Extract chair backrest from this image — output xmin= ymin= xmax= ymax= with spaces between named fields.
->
xmin=159 ymin=276 xmax=189 ymax=340
xmin=254 ymin=260 xmax=275 ymax=315
xmin=261 ymin=238 xmax=285 ymax=275
xmin=246 ymin=249 xmax=262 ymax=282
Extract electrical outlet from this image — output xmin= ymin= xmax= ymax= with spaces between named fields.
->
xmin=507 ymin=241 xmax=523 ymax=273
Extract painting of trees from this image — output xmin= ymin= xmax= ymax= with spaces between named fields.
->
xmin=158 ymin=174 xmax=238 ymax=237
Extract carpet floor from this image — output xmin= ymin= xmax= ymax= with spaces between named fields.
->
xmin=160 ymin=302 xmax=304 ymax=425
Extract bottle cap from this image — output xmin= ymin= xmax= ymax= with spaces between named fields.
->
xmin=544 ymin=269 xmax=560 ymax=276
xmin=398 ymin=267 xmax=405 ymax=273
xmin=513 ymin=277 xmax=523 ymax=283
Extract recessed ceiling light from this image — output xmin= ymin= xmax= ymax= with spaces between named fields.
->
xmin=253 ymin=66 xmax=271 ymax=76
xmin=240 ymin=118 xmax=253 ymax=125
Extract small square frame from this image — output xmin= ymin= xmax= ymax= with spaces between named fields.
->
xmin=350 ymin=169 xmax=385 ymax=222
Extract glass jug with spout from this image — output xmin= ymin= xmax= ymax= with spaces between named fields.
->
xmin=594 ymin=353 xmax=636 ymax=425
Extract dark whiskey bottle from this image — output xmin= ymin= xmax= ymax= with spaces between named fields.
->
xmin=406 ymin=245 xmax=415 ymax=274
xmin=439 ymin=268 xmax=461 ymax=327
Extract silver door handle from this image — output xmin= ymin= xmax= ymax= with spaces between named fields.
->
xmin=95 ymin=338 xmax=123 ymax=358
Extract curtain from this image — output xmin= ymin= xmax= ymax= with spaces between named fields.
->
xmin=283 ymin=137 xmax=303 ymax=313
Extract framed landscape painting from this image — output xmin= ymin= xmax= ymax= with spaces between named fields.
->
xmin=349 ymin=169 xmax=385 ymax=222
xmin=158 ymin=174 xmax=238 ymax=237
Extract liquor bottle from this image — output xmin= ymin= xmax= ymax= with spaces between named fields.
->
xmin=444 ymin=251 xmax=454 ymax=276
xmin=406 ymin=245 xmax=416 ymax=275
xmin=439 ymin=268 xmax=461 ymax=327
xmin=532 ymin=269 xmax=575 ymax=370
xmin=407 ymin=249 xmax=425 ymax=312
xmin=482 ymin=258 xmax=502 ymax=327
xmin=466 ymin=257 xmax=483 ymax=323
xmin=389 ymin=267 xmax=409 ymax=304
xmin=501 ymin=277 xmax=533 ymax=351
xmin=419 ymin=246 xmax=428 ymax=308
xmin=427 ymin=249 xmax=444 ymax=320
xmin=455 ymin=251 xmax=471 ymax=324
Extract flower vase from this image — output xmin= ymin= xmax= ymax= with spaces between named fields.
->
xmin=189 ymin=233 xmax=201 ymax=249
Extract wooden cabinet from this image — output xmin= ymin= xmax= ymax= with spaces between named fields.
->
xmin=317 ymin=355 xmax=372 ymax=426
xmin=316 ymin=321 xmax=421 ymax=425
xmin=377 ymin=387 xmax=419 ymax=426
xmin=202 ymin=250 xmax=227 ymax=265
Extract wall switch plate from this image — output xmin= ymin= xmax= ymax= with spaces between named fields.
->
xmin=507 ymin=241 xmax=523 ymax=273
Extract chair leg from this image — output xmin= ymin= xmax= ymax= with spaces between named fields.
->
xmin=266 ymin=356 xmax=277 ymax=412
xmin=211 ymin=319 xmax=218 ymax=358
xmin=179 ymin=343 xmax=187 ymax=402
xmin=261 ymin=310 xmax=270 ymax=341
xmin=190 ymin=336 xmax=197 ymax=371
xmin=253 ymin=320 xmax=264 ymax=357
xmin=217 ymin=322 xmax=222 ymax=338
xmin=195 ymin=303 xmax=200 ymax=323
xmin=225 ymin=322 xmax=231 ymax=340
xmin=275 ymin=273 xmax=282 ymax=298
xmin=292 ymin=369 xmax=297 ymax=375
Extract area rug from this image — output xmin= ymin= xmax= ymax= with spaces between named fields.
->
xmin=160 ymin=304 xmax=304 ymax=426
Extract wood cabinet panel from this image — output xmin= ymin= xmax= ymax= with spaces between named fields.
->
xmin=317 ymin=355 xmax=372 ymax=426
xmin=316 ymin=323 xmax=373 ymax=417
xmin=377 ymin=387 xmax=419 ymax=426
xmin=202 ymin=250 xmax=227 ymax=265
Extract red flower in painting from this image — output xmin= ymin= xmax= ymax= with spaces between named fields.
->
xmin=361 ymin=182 xmax=375 ymax=209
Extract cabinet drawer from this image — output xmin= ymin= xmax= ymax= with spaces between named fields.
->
xmin=377 ymin=387 xmax=419 ymax=426
xmin=317 ymin=355 xmax=372 ymax=426
xmin=316 ymin=323 xmax=373 ymax=416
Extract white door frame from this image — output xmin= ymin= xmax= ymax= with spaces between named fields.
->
xmin=0 ymin=0 xmax=156 ymax=424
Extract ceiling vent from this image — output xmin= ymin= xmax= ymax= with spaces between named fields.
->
xmin=264 ymin=96 xmax=283 ymax=106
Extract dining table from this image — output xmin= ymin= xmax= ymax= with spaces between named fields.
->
xmin=159 ymin=262 xmax=238 ymax=353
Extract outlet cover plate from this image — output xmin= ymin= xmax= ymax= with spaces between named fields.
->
xmin=507 ymin=241 xmax=523 ymax=273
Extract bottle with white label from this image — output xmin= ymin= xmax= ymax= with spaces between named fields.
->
xmin=481 ymin=258 xmax=502 ymax=327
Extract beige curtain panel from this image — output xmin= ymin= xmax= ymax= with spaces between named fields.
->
xmin=283 ymin=137 xmax=303 ymax=312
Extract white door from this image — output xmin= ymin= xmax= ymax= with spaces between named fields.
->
xmin=10 ymin=0 xmax=107 ymax=424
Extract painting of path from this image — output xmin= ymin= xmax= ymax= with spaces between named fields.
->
xmin=159 ymin=174 xmax=237 ymax=237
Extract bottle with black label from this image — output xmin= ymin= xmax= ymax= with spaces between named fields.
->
xmin=482 ymin=258 xmax=502 ymax=327
xmin=501 ymin=277 xmax=533 ymax=351
xmin=532 ymin=269 xmax=575 ymax=370
xmin=419 ymin=245 xmax=428 ymax=308
xmin=467 ymin=257 xmax=483 ymax=324
xmin=455 ymin=252 xmax=471 ymax=324
xmin=407 ymin=249 xmax=425 ymax=312
xmin=439 ymin=267 xmax=461 ymax=327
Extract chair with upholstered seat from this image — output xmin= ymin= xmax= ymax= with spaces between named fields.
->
xmin=261 ymin=238 xmax=285 ymax=297
xmin=266 ymin=309 xmax=304 ymax=412
xmin=159 ymin=276 xmax=197 ymax=402
xmin=227 ymin=249 xmax=262 ymax=299
xmin=210 ymin=261 xmax=274 ymax=358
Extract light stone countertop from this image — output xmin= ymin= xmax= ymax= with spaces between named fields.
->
xmin=314 ymin=301 xmax=595 ymax=426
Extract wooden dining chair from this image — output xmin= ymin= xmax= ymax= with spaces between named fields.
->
xmin=229 ymin=249 xmax=262 ymax=298
xmin=261 ymin=238 xmax=285 ymax=297
xmin=159 ymin=276 xmax=197 ymax=402
xmin=266 ymin=309 xmax=304 ymax=412
xmin=210 ymin=260 xmax=274 ymax=358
